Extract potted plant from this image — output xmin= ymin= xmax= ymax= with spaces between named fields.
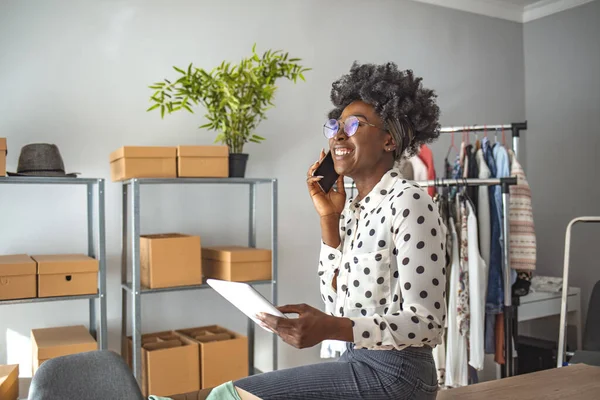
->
xmin=148 ymin=44 xmax=310 ymax=177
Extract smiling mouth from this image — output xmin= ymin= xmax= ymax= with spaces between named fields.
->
xmin=334 ymin=148 xmax=354 ymax=157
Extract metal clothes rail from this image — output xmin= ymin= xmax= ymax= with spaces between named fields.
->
xmin=0 ymin=176 xmax=108 ymax=349
xmin=120 ymin=177 xmax=278 ymax=386
xmin=438 ymin=121 xmax=527 ymax=162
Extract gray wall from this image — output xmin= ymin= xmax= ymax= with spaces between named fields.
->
xmin=524 ymin=1 xmax=600 ymax=323
xmin=0 ymin=0 xmax=525 ymax=377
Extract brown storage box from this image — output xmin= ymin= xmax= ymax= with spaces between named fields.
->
xmin=0 ymin=138 xmax=6 ymax=177
xmin=32 ymin=254 xmax=98 ymax=298
xmin=0 ymin=364 xmax=19 ymax=400
xmin=177 ymin=326 xmax=248 ymax=389
xmin=126 ymin=331 xmax=200 ymax=398
xmin=141 ymin=234 xmax=202 ymax=289
xmin=110 ymin=146 xmax=177 ymax=182
xmin=31 ymin=325 xmax=97 ymax=374
xmin=0 ymin=254 xmax=37 ymax=300
xmin=202 ymin=246 xmax=271 ymax=282
xmin=177 ymin=146 xmax=228 ymax=178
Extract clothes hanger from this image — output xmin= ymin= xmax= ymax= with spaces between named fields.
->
xmin=445 ymin=130 xmax=459 ymax=160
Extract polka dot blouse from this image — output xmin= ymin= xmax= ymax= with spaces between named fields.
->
xmin=318 ymin=167 xmax=447 ymax=350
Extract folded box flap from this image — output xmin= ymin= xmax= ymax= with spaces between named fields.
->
xmin=202 ymin=246 xmax=272 ymax=262
xmin=110 ymin=146 xmax=177 ymax=162
xmin=0 ymin=254 xmax=36 ymax=276
xmin=32 ymin=254 xmax=99 ymax=275
xmin=0 ymin=138 xmax=6 ymax=152
xmin=177 ymin=145 xmax=229 ymax=158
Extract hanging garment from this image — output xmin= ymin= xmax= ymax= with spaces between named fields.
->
xmin=508 ymin=150 xmax=536 ymax=271
xmin=418 ymin=144 xmax=436 ymax=197
xmin=466 ymin=200 xmax=488 ymax=371
xmin=482 ymin=138 xmax=502 ymax=354
xmin=458 ymin=200 xmax=470 ymax=338
xmin=466 ymin=145 xmax=479 ymax=214
xmin=409 ymin=154 xmax=428 ymax=182
xmin=476 ymin=149 xmax=491 ymax=270
xmin=495 ymin=313 xmax=506 ymax=365
xmin=494 ymin=144 xmax=517 ymax=284
xmin=445 ymin=218 xmax=468 ymax=388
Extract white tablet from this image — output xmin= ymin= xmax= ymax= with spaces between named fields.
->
xmin=207 ymin=279 xmax=287 ymax=332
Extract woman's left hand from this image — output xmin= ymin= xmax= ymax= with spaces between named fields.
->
xmin=257 ymin=304 xmax=351 ymax=349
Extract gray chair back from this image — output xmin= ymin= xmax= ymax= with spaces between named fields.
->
xmin=28 ymin=350 xmax=144 ymax=400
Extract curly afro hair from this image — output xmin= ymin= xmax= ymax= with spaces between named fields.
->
xmin=328 ymin=62 xmax=441 ymax=158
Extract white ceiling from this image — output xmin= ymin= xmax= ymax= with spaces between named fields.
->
xmin=409 ymin=0 xmax=598 ymax=22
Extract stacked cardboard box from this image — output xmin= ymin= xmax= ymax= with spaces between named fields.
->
xmin=33 ymin=254 xmax=98 ymax=297
xmin=0 ymin=364 xmax=18 ymax=400
xmin=109 ymin=145 xmax=230 ymax=181
xmin=141 ymin=234 xmax=202 ymax=289
xmin=125 ymin=331 xmax=201 ymax=398
xmin=110 ymin=146 xmax=177 ymax=181
xmin=202 ymin=246 xmax=272 ymax=282
xmin=177 ymin=146 xmax=228 ymax=178
xmin=31 ymin=325 xmax=97 ymax=374
xmin=126 ymin=326 xmax=248 ymax=397
xmin=177 ymin=325 xmax=248 ymax=389
xmin=0 ymin=254 xmax=98 ymax=300
xmin=0 ymin=254 xmax=36 ymax=300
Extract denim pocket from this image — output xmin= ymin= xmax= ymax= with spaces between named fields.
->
xmin=413 ymin=378 xmax=439 ymax=399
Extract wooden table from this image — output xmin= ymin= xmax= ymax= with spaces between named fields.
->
xmin=437 ymin=364 xmax=600 ymax=399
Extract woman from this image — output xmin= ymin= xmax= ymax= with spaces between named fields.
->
xmin=208 ymin=62 xmax=445 ymax=400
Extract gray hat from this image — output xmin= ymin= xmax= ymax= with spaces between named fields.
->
xmin=7 ymin=143 xmax=79 ymax=177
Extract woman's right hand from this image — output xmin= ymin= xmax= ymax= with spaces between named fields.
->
xmin=307 ymin=149 xmax=346 ymax=218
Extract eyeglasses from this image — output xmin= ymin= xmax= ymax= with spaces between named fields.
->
xmin=323 ymin=116 xmax=386 ymax=139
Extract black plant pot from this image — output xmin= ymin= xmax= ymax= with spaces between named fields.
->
xmin=229 ymin=153 xmax=249 ymax=178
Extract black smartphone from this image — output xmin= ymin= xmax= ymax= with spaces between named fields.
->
xmin=313 ymin=151 xmax=339 ymax=193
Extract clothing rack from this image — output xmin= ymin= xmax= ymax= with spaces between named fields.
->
xmin=439 ymin=121 xmax=527 ymax=162
xmin=344 ymin=177 xmax=518 ymax=378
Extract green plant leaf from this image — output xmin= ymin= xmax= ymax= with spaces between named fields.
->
xmin=147 ymin=103 xmax=160 ymax=112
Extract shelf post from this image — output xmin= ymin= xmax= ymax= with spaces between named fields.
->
xmin=86 ymin=183 xmax=97 ymax=342
xmin=248 ymin=183 xmax=257 ymax=374
xmin=131 ymin=179 xmax=142 ymax=384
xmin=271 ymin=179 xmax=278 ymax=372
xmin=98 ymin=179 xmax=108 ymax=349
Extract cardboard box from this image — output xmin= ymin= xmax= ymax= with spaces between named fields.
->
xmin=32 ymin=254 xmax=98 ymax=298
xmin=110 ymin=146 xmax=177 ymax=182
xmin=126 ymin=331 xmax=200 ymax=398
xmin=0 ymin=138 xmax=6 ymax=177
xmin=0 ymin=364 xmax=19 ymax=400
xmin=177 ymin=325 xmax=248 ymax=389
xmin=202 ymin=246 xmax=271 ymax=282
xmin=177 ymin=146 xmax=228 ymax=178
xmin=31 ymin=325 xmax=97 ymax=374
xmin=0 ymin=254 xmax=37 ymax=300
xmin=141 ymin=234 xmax=202 ymax=289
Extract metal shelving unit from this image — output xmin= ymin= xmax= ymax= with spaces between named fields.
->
xmin=120 ymin=177 xmax=278 ymax=385
xmin=0 ymin=176 xmax=108 ymax=350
